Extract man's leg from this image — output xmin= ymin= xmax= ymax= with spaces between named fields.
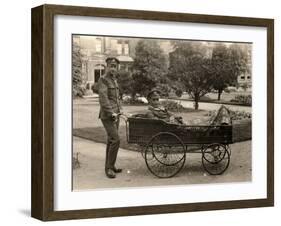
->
xmin=101 ymin=119 xmax=120 ymax=173
xmin=105 ymin=138 xmax=110 ymax=171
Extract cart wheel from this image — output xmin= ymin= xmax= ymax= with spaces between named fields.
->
xmin=202 ymin=143 xmax=230 ymax=175
xmin=226 ymin=144 xmax=232 ymax=156
xmin=145 ymin=132 xmax=186 ymax=178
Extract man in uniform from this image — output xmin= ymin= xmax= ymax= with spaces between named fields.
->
xmin=98 ymin=57 xmax=122 ymax=178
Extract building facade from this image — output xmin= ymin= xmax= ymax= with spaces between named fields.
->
xmin=237 ymin=46 xmax=252 ymax=90
xmin=73 ymin=36 xmax=252 ymax=93
xmin=73 ymin=35 xmax=135 ymax=89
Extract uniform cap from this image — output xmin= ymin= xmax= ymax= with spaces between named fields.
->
xmin=105 ymin=57 xmax=120 ymax=65
xmin=147 ymin=89 xmax=161 ymax=100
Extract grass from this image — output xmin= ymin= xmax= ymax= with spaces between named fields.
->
xmin=181 ymin=91 xmax=251 ymax=102
xmin=73 ymin=126 xmax=140 ymax=152
xmin=179 ymin=91 xmax=252 ymax=106
xmin=73 ymin=97 xmax=205 ymax=129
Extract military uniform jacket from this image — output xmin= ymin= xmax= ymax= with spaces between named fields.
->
xmin=98 ymin=74 xmax=121 ymax=119
xmin=146 ymin=105 xmax=184 ymax=125
xmin=146 ymin=105 xmax=172 ymax=121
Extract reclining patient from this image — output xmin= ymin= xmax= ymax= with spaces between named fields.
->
xmin=145 ymin=90 xmax=185 ymax=124
xmin=144 ymin=89 xmax=231 ymax=126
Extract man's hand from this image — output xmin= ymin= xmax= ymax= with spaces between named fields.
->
xmin=111 ymin=113 xmax=118 ymax=121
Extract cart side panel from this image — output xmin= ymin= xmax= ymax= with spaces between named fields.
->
xmin=127 ymin=118 xmax=232 ymax=145
xmin=127 ymin=118 xmax=165 ymax=144
xmin=167 ymin=125 xmax=233 ymax=144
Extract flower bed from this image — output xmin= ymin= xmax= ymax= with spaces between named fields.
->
xmin=161 ymin=100 xmax=197 ymax=113
xmin=230 ymin=94 xmax=252 ymax=105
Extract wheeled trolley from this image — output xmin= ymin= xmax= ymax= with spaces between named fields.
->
xmin=121 ymin=115 xmax=233 ymax=178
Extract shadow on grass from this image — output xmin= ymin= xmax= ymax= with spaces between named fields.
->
xmin=73 ymin=126 xmax=140 ymax=152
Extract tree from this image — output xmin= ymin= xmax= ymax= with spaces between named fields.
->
xmin=72 ymin=43 xmax=86 ymax=97
xmin=168 ymin=42 xmax=213 ymax=110
xmin=211 ymin=43 xmax=249 ymax=100
xmin=132 ymin=40 xmax=168 ymax=98
xmin=241 ymin=83 xmax=249 ymax=91
xmin=172 ymin=80 xmax=185 ymax=97
xmin=117 ymin=70 xmax=133 ymax=99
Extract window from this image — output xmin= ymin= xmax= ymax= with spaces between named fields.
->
xmin=247 ymin=76 xmax=251 ymax=79
xmin=95 ymin=38 xmax=102 ymax=53
xmin=120 ymin=64 xmax=126 ymax=71
xmin=117 ymin=40 xmax=122 ymax=55
xmin=124 ymin=41 xmax=129 ymax=55
xmin=240 ymin=76 xmax=245 ymax=80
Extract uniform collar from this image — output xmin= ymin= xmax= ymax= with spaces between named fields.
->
xmin=105 ymin=73 xmax=117 ymax=81
xmin=148 ymin=105 xmax=166 ymax=111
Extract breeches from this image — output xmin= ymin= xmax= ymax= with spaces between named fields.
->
xmin=101 ymin=119 xmax=120 ymax=170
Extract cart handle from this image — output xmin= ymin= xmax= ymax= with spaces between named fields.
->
xmin=116 ymin=113 xmax=131 ymax=143
xmin=117 ymin=113 xmax=129 ymax=121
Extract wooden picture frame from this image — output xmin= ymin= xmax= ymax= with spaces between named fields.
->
xmin=31 ymin=4 xmax=274 ymax=221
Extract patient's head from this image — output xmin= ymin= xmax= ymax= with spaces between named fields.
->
xmin=147 ymin=90 xmax=161 ymax=108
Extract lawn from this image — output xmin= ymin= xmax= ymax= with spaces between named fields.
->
xmin=181 ymin=91 xmax=251 ymax=102
xmin=73 ymin=98 xmax=251 ymax=151
xmin=205 ymin=91 xmax=251 ymax=102
xmin=178 ymin=91 xmax=251 ymax=107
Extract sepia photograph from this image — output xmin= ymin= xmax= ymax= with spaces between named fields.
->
xmin=72 ymin=35 xmax=252 ymax=190
xmin=30 ymin=4 xmax=273 ymax=220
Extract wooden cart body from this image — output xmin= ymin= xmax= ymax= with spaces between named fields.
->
xmin=123 ymin=117 xmax=233 ymax=178
xmin=127 ymin=117 xmax=232 ymax=145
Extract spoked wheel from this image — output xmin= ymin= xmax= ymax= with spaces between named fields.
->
xmin=226 ymin=144 xmax=232 ymax=156
xmin=202 ymin=143 xmax=230 ymax=175
xmin=145 ymin=132 xmax=186 ymax=178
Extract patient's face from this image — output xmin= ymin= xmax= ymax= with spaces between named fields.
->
xmin=149 ymin=97 xmax=161 ymax=108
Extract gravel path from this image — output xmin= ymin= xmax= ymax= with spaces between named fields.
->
xmin=73 ymin=137 xmax=251 ymax=190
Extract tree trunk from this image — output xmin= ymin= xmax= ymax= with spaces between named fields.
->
xmin=217 ymin=89 xmax=222 ymax=101
xmin=131 ymin=93 xmax=136 ymax=101
xmin=194 ymin=95 xmax=199 ymax=110
xmin=194 ymin=101 xmax=199 ymax=110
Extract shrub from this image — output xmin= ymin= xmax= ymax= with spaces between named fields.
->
xmin=122 ymin=97 xmax=146 ymax=105
xmin=230 ymin=94 xmax=252 ymax=105
xmin=199 ymin=95 xmax=213 ymax=101
xmin=226 ymin=86 xmax=237 ymax=92
xmin=224 ymin=88 xmax=231 ymax=93
xmin=230 ymin=110 xmax=252 ymax=120
xmin=171 ymin=81 xmax=185 ymax=97
xmin=73 ymin=85 xmax=86 ymax=98
xmin=175 ymin=89 xmax=183 ymax=97
xmin=155 ymin=84 xmax=171 ymax=97
xmin=91 ymin=83 xmax=99 ymax=94
xmin=72 ymin=152 xmax=80 ymax=169
xmin=117 ymin=70 xmax=134 ymax=98
xmin=205 ymin=109 xmax=251 ymax=121
xmin=161 ymin=100 xmax=186 ymax=112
